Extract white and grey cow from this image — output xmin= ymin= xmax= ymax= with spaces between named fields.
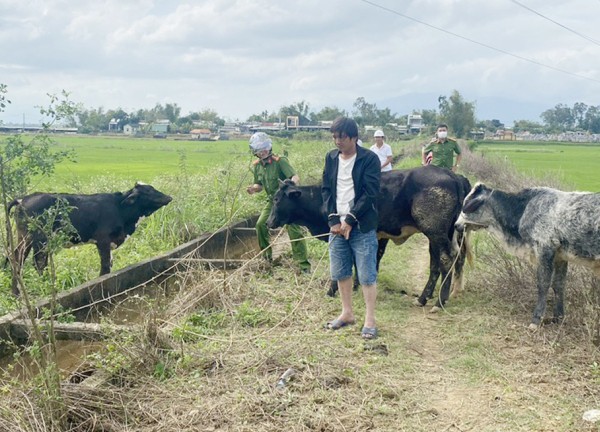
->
xmin=455 ymin=182 xmax=600 ymax=329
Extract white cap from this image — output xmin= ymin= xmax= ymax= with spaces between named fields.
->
xmin=249 ymin=132 xmax=272 ymax=153
xmin=374 ymin=130 xmax=385 ymax=137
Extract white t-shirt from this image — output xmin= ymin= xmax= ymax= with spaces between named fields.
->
xmin=336 ymin=154 xmax=356 ymax=222
xmin=370 ymin=143 xmax=393 ymax=172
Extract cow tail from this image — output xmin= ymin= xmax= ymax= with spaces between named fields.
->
xmin=6 ymin=199 xmax=21 ymax=214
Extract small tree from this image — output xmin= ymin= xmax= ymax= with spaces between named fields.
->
xmin=438 ymin=90 xmax=476 ymax=138
xmin=0 ymin=85 xmax=77 ymax=429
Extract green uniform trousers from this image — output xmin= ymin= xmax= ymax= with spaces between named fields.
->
xmin=256 ymin=200 xmax=310 ymax=270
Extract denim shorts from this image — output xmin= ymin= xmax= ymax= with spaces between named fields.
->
xmin=329 ymin=228 xmax=378 ymax=286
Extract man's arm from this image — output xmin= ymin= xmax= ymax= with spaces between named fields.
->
xmin=452 ymin=141 xmax=462 ymax=172
xmin=382 ymin=146 xmax=393 ymax=169
xmin=453 ymin=153 xmax=462 ymax=172
xmin=345 ymin=153 xmax=380 ymax=227
xmin=383 ymin=155 xmax=393 ymax=169
xmin=247 ymin=184 xmax=263 ymax=194
xmin=278 ymin=157 xmax=299 ymax=184
xmin=422 ymin=142 xmax=433 ymax=165
xmin=321 ymin=155 xmax=340 ymax=228
xmin=247 ymin=164 xmax=263 ymax=194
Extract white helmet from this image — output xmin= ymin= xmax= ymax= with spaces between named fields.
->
xmin=249 ymin=132 xmax=272 ymax=154
xmin=374 ymin=130 xmax=385 ymax=137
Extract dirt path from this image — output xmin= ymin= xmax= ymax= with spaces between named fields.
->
xmin=397 ymin=237 xmax=484 ymax=429
xmin=380 ymin=235 xmax=600 ymax=431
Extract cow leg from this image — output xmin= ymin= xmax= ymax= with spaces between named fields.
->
xmin=32 ymin=243 xmax=49 ymax=275
xmin=96 ymin=242 xmax=112 ymax=276
xmin=11 ymin=241 xmax=30 ymax=296
xmin=531 ymin=249 xmax=555 ymax=328
xmin=9 ymin=235 xmax=32 ymax=296
xmin=416 ymin=241 xmax=441 ymax=306
xmin=14 ymin=236 xmax=33 ymax=270
xmin=550 ymin=258 xmax=568 ymax=323
xmin=434 ymin=244 xmax=455 ymax=308
xmin=352 ymin=258 xmax=359 ymax=292
xmin=327 ymin=280 xmax=338 ymax=297
xmin=376 ymin=238 xmax=389 ymax=271
xmin=328 ymin=267 xmax=358 ymax=298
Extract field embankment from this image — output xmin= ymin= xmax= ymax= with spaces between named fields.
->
xmin=0 ymin=135 xmax=599 ymax=431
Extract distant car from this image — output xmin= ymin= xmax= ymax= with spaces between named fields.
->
xmin=153 ymin=133 xmax=167 ymax=139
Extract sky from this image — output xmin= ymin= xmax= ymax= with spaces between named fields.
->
xmin=1 ymin=0 xmax=599 ymax=127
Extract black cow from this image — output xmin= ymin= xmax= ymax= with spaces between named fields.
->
xmin=8 ymin=182 xmax=172 ymax=289
xmin=455 ymin=182 xmax=600 ymax=329
xmin=267 ymin=165 xmax=472 ymax=309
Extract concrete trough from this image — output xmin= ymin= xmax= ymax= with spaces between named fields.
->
xmin=0 ymin=216 xmax=260 ymax=355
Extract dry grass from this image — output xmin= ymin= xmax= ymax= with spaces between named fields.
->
xmin=3 ymin=236 xmax=600 ymax=431
xmin=1 ymin=145 xmax=600 ymax=431
xmin=461 ymin=143 xmax=565 ymax=191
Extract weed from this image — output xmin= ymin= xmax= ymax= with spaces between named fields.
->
xmin=236 ymin=301 xmax=272 ymax=328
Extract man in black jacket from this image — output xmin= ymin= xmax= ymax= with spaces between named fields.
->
xmin=322 ymin=117 xmax=381 ymax=340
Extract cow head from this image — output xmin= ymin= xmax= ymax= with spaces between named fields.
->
xmin=121 ymin=182 xmax=173 ymax=215
xmin=455 ymin=182 xmax=494 ymax=232
xmin=266 ymin=179 xmax=301 ymax=229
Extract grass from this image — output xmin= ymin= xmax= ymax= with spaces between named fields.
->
xmin=0 ymin=134 xmax=595 ymax=313
xmin=3 ymin=233 xmax=597 ymax=431
xmin=33 ymin=134 xmax=254 ymax=190
xmin=1 ymin=137 xmax=600 ymax=430
xmin=473 ymin=140 xmax=600 ymax=191
xmin=0 ymin=133 xmax=413 ymax=288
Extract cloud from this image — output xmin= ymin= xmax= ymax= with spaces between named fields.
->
xmin=0 ymin=0 xmax=598 ymax=125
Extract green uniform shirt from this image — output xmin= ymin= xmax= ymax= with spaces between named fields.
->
xmin=252 ymin=155 xmax=296 ymax=197
xmin=423 ymin=138 xmax=461 ymax=169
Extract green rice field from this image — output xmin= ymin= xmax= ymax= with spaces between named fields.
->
xmin=474 ymin=140 xmax=600 ymax=191
xmin=40 ymin=134 xmax=253 ymax=188
xmin=4 ymin=133 xmax=598 ymax=193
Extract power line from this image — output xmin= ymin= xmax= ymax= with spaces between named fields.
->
xmin=510 ymin=0 xmax=600 ymax=47
xmin=357 ymin=0 xmax=600 ymax=85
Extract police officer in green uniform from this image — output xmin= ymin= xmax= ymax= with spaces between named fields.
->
xmin=246 ymin=132 xmax=311 ymax=272
xmin=422 ymin=123 xmax=462 ymax=172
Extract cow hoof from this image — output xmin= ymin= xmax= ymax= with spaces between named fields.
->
xmin=413 ymin=298 xmax=425 ymax=307
xmin=430 ymin=306 xmax=442 ymax=314
xmin=527 ymin=323 xmax=540 ymax=331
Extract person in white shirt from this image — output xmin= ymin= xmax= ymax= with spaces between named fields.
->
xmin=369 ymin=130 xmax=393 ymax=172
xmin=322 ymin=117 xmax=381 ymax=340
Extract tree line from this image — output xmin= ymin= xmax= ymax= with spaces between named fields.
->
xmin=62 ymin=90 xmax=480 ymax=137
xmin=3 ymin=83 xmax=600 ymax=137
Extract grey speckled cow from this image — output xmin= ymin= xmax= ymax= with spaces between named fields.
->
xmin=455 ymin=183 xmax=600 ymax=329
